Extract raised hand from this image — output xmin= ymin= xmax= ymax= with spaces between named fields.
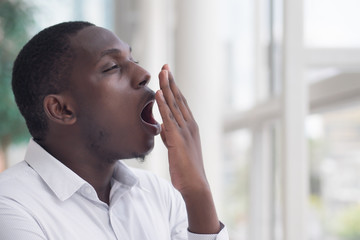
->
xmin=155 ymin=64 xmax=207 ymax=194
xmin=155 ymin=64 xmax=220 ymax=234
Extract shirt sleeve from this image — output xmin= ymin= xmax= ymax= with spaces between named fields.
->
xmin=0 ymin=198 xmax=47 ymax=240
xmin=187 ymin=223 xmax=229 ymax=240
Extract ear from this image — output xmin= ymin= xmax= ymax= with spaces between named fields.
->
xmin=43 ymin=94 xmax=76 ymax=125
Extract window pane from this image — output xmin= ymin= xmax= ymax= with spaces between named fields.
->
xmin=220 ymin=0 xmax=283 ymax=111
xmin=307 ymin=106 xmax=360 ymax=239
xmin=223 ymin=129 xmax=252 ymax=239
xmin=304 ymin=0 xmax=360 ymax=48
xmin=220 ymin=0 xmax=256 ymax=111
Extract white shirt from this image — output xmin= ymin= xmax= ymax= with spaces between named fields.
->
xmin=0 ymin=139 xmax=228 ymax=240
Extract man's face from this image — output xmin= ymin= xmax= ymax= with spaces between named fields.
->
xmin=68 ymin=26 xmax=160 ymax=162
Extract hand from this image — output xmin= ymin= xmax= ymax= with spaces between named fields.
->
xmin=155 ymin=64 xmax=208 ymax=195
xmin=155 ymin=64 xmax=220 ymax=234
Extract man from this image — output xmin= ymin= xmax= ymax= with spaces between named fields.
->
xmin=0 ymin=22 xmax=228 ymax=239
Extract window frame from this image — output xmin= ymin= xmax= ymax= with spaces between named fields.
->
xmin=223 ymin=0 xmax=360 ymax=239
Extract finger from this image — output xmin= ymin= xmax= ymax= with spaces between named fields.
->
xmin=166 ymin=68 xmax=193 ymax=122
xmin=178 ymin=90 xmax=195 ymax=119
xmin=159 ymin=124 xmax=168 ymax=147
xmin=155 ymin=89 xmax=179 ymax=130
xmin=159 ymin=69 xmax=186 ymax=126
xmin=161 ymin=64 xmax=192 ymax=121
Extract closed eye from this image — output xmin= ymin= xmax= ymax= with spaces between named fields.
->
xmin=103 ymin=64 xmax=120 ymax=73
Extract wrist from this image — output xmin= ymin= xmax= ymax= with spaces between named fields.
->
xmin=178 ymin=180 xmax=211 ymax=200
xmin=182 ymin=185 xmax=220 ymax=234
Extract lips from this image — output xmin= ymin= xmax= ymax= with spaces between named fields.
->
xmin=140 ymin=99 xmax=161 ymax=135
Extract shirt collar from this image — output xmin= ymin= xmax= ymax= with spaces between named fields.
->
xmin=24 ymin=139 xmax=142 ymax=201
xmin=25 ymin=139 xmax=86 ymax=201
xmin=112 ymin=161 xmax=139 ymax=188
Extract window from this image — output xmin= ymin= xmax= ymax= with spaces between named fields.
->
xmin=304 ymin=1 xmax=360 ymax=239
xmin=222 ymin=0 xmax=287 ymax=239
xmin=223 ymin=0 xmax=360 ymax=239
xmin=307 ymin=107 xmax=360 ymax=239
xmin=223 ymin=129 xmax=252 ymax=239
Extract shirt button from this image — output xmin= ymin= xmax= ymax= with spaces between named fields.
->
xmin=84 ymin=186 xmax=92 ymax=195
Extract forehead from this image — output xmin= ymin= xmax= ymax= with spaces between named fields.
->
xmin=70 ymin=26 xmax=130 ymax=61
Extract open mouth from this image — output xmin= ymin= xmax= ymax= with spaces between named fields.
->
xmin=141 ymin=100 xmax=161 ymax=135
xmin=141 ymin=100 xmax=157 ymax=125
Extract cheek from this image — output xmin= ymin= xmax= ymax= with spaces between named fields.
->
xmin=91 ymin=101 xmax=136 ymax=127
xmin=87 ymin=92 xmax=139 ymax=133
xmin=75 ymin=81 xmax=131 ymax=117
xmin=72 ymin=82 xmax=146 ymax=138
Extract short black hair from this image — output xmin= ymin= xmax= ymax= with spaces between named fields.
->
xmin=12 ymin=21 xmax=94 ymax=140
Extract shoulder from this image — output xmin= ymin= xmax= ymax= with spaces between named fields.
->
xmin=0 ymin=161 xmax=35 ymax=194
xmin=0 ymin=165 xmax=47 ymax=240
xmin=0 ymin=161 xmax=46 ymax=204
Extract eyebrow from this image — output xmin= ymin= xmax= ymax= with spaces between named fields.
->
xmin=99 ymin=46 xmax=132 ymax=59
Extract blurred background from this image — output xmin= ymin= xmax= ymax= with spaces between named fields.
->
xmin=1 ymin=0 xmax=360 ymax=239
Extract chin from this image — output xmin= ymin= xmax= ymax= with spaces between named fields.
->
xmin=126 ymin=138 xmax=154 ymax=160
xmin=129 ymin=149 xmax=150 ymax=161
xmin=140 ymin=140 xmax=155 ymax=157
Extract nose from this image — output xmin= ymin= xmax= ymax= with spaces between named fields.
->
xmin=132 ymin=63 xmax=151 ymax=89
